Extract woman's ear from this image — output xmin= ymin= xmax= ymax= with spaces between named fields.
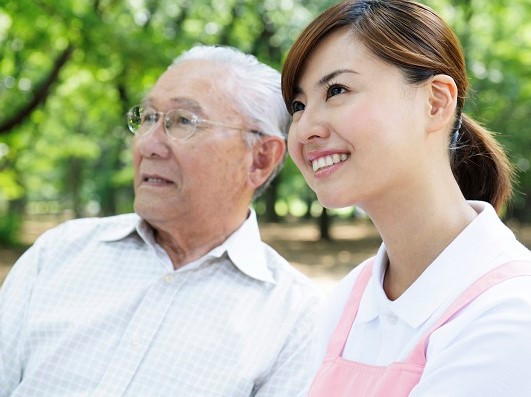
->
xmin=248 ymin=136 xmax=286 ymax=189
xmin=426 ymin=74 xmax=458 ymax=133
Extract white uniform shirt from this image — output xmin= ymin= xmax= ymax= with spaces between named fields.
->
xmin=316 ymin=201 xmax=531 ymax=396
xmin=0 ymin=210 xmax=322 ymax=397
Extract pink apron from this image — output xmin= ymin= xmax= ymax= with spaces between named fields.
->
xmin=308 ymin=260 xmax=531 ymax=397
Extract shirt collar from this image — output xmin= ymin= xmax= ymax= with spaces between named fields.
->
xmin=217 ymin=209 xmax=276 ymax=284
xmin=354 ymin=244 xmax=388 ymax=324
xmin=98 ymin=213 xmax=142 ymax=242
xmin=98 ymin=210 xmax=275 ymax=285
xmin=356 ymin=201 xmax=518 ymax=328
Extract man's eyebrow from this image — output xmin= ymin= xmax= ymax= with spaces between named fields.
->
xmin=141 ymin=97 xmax=204 ymax=114
xmin=315 ymin=69 xmax=359 ymax=88
xmin=170 ymin=97 xmax=203 ymax=113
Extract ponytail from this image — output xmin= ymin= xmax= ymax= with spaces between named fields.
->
xmin=450 ymin=113 xmax=514 ymax=213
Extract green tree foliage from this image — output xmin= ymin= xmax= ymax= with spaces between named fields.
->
xmin=0 ymin=0 xmax=530 ymax=244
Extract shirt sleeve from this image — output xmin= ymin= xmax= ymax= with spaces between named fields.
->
xmin=253 ymin=292 xmax=323 ymax=397
xmin=0 ymin=230 xmax=51 ymax=397
xmin=0 ymin=226 xmax=55 ymax=397
xmin=410 ymin=278 xmax=531 ymax=397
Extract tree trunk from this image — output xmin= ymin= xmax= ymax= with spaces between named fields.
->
xmin=319 ymin=207 xmax=331 ymax=241
xmin=263 ymin=175 xmax=280 ymax=222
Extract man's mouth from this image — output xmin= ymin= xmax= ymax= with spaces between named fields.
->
xmin=142 ymin=175 xmax=173 ymax=184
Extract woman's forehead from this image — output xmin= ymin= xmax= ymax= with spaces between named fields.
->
xmin=296 ymin=31 xmax=370 ymax=85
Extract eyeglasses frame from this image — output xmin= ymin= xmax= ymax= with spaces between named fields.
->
xmin=127 ymin=105 xmax=263 ymax=140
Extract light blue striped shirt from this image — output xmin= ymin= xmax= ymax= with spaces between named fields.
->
xmin=0 ymin=211 xmax=322 ymax=396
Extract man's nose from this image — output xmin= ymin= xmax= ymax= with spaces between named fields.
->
xmin=134 ymin=120 xmax=171 ymax=159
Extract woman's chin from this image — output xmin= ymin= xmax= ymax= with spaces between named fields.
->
xmin=316 ymin=193 xmax=355 ymax=211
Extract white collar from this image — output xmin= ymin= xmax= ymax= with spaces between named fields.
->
xmin=356 ymin=201 xmax=518 ymax=328
xmin=98 ymin=210 xmax=275 ymax=284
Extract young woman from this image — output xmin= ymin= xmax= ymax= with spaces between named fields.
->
xmin=281 ymin=0 xmax=531 ymax=395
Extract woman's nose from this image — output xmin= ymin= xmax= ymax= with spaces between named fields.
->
xmin=291 ymin=108 xmax=330 ymax=143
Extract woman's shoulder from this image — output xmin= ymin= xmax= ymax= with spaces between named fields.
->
xmin=431 ymin=261 xmax=531 ymax=350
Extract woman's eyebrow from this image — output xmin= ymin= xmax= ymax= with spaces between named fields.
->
xmin=293 ymin=69 xmax=359 ymax=98
xmin=315 ymin=69 xmax=359 ymax=88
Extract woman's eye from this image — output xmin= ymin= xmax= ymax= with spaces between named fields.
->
xmin=291 ymin=100 xmax=305 ymax=114
xmin=326 ymin=84 xmax=345 ymax=99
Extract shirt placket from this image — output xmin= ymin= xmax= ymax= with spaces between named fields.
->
xmin=93 ymin=271 xmax=187 ymax=396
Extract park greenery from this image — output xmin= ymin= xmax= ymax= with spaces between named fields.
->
xmin=0 ymin=0 xmax=530 ymax=245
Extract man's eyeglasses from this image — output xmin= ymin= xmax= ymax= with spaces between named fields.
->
xmin=126 ymin=105 xmax=262 ymax=141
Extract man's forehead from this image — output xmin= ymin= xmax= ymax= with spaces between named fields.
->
xmin=160 ymin=60 xmax=225 ymax=87
xmin=142 ymin=97 xmax=203 ymax=113
xmin=145 ymin=61 xmax=238 ymax=117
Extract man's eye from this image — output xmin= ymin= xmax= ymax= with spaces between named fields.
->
xmin=142 ymin=111 xmax=159 ymax=124
xmin=326 ymin=84 xmax=345 ymax=99
xmin=291 ymin=101 xmax=305 ymax=114
xmin=173 ymin=114 xmax=194 ymax=127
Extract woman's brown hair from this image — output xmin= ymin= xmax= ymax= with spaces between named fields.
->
xmin=282 ymin=0 xmax=513 ymax=212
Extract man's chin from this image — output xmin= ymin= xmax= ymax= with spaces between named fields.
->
xmin=133 ymin=199 xmax=156 ymax=220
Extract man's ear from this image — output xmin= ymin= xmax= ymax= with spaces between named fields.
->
xmin=426 ymin=74 xmax=458 ymax=133
xmin=248 ymin=136 xmax=286 ymax=189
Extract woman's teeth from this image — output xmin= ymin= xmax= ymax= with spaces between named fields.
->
xmin=312 ymin=153 xmax=349 ymax=172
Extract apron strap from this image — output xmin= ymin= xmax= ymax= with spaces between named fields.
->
xmin=326 ymin=258 xmax=375 ymax=357
xmin=407 ymin=260 xmax=531 ymax=366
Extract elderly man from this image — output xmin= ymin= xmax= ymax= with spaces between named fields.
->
xmin=0 ymin=45 xmax=322 ymax=397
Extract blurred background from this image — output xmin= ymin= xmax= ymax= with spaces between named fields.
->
xmin=1 ymin=0 xmax=530 ymax=291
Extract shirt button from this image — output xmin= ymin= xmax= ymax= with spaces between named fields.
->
xmin=164 ymin=274 xmax=174 ymax=283
xmin=386 ymin=313 xmax=398 ymax=325
xmin=131 ymin=335 xmax=141 ymax=347
xmin=131 ymin=334 xmax=147 ymax=349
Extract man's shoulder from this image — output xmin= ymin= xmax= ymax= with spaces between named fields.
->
xmin=260 ymin=242 xmax=323 ymax=299
xmin=55 ymin=213 xmax=137 ymax=230
xmin=41 ymin=213 xmax=140 ymax=242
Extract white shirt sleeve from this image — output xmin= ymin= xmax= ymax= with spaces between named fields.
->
xmin=0 ymin=234 xmax=47 ymax=397
xmin=254 ymin=294 xmax=323 ymax=397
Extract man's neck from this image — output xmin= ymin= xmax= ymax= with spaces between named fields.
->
xmin=150 ymin=210 xmax=249 ymax=270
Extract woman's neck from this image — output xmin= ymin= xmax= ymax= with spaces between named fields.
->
xmin=367 ymin=187 xmax=478 ymax=300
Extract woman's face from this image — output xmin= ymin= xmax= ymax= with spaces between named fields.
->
xmin=287 ymin=28 xmax=430 ymax=211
